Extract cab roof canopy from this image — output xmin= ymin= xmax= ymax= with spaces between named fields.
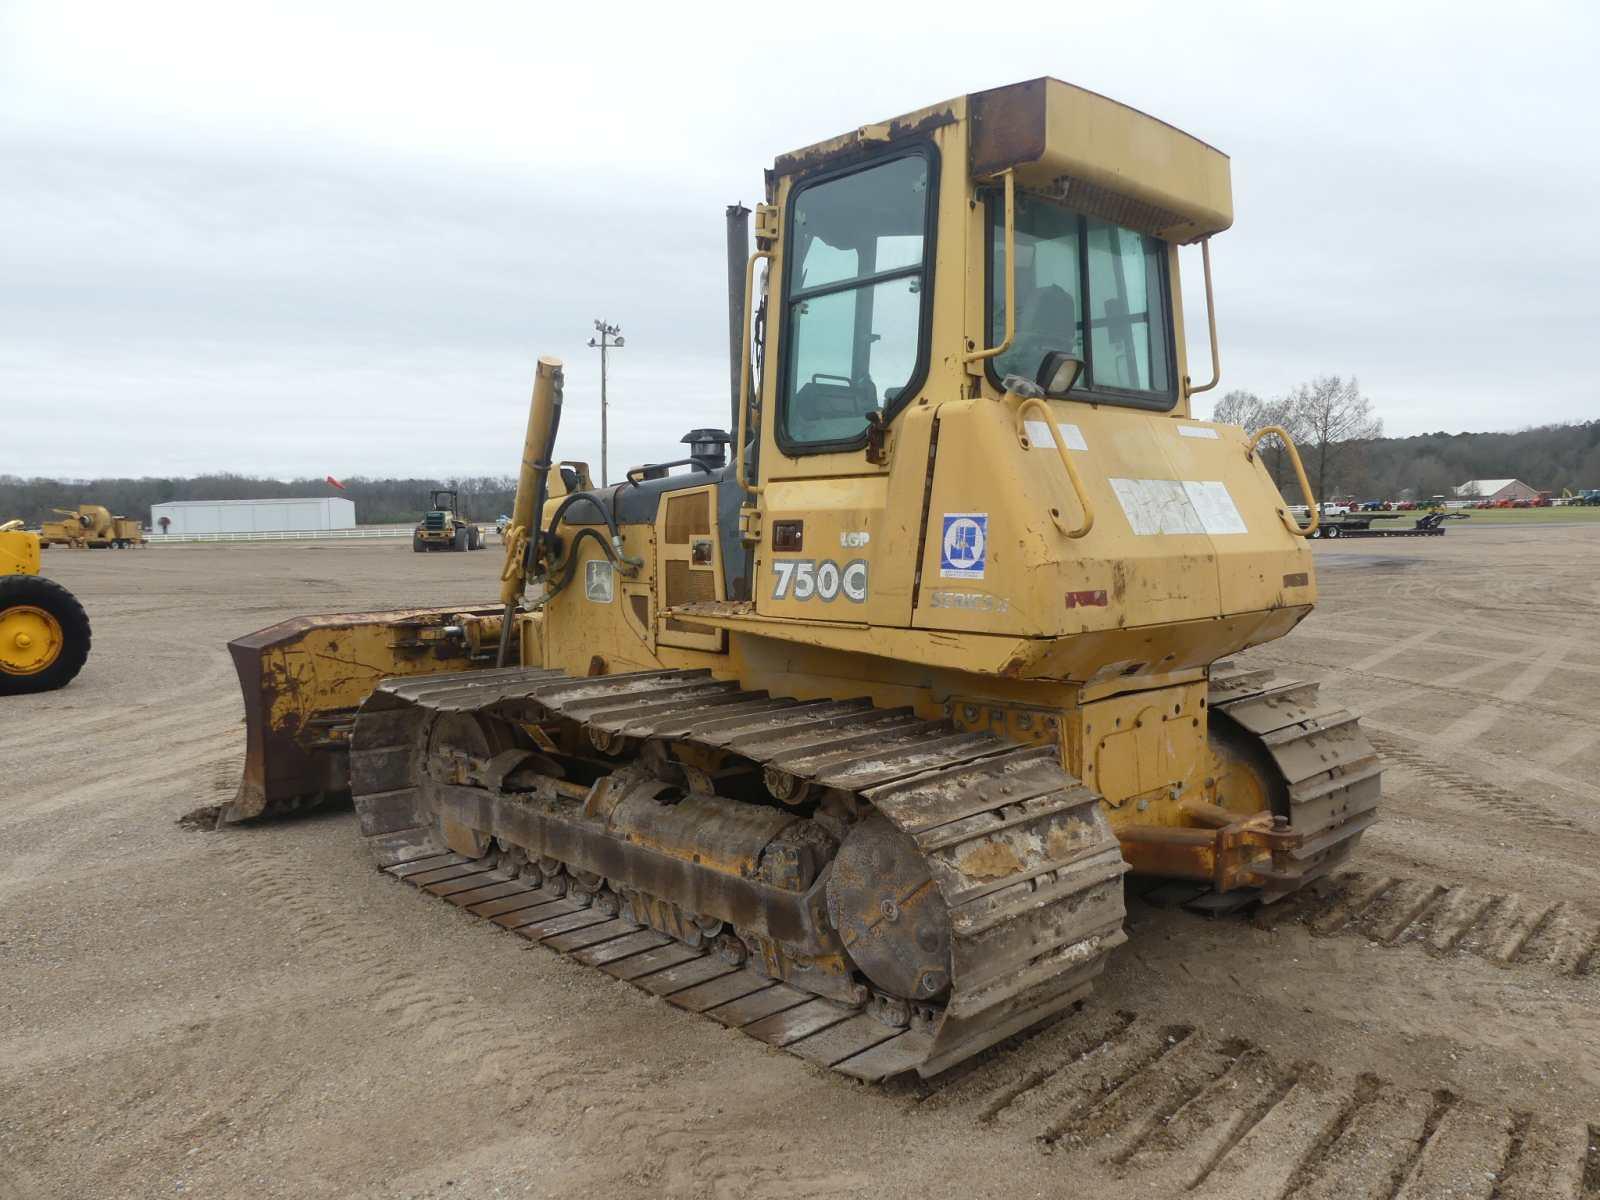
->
xmin=771 ymin=77 xmax=1233 ymax=244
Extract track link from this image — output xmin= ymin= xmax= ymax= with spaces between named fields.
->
xmin=349 ymin=667 xmax=1129 ymax=1080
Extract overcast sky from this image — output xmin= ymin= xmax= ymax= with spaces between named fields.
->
xmin=3 ymin=1 xmax=1597 ymax=480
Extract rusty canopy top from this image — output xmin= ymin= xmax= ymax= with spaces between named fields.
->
xmin=770 ymin=77 xmax=1233 ymax=244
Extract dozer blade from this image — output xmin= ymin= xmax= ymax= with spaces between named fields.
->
xmin=225 ymin=606 xmax=507 ymax=822
xmin=349 ymin=667 xmax=1129 ymax=1081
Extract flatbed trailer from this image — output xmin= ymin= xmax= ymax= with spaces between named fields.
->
xmin=1310 ymin=512 xmax=1463 ymax=539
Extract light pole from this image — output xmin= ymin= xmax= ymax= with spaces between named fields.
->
xmin=588 ymin=319 xmax=624 ymax=485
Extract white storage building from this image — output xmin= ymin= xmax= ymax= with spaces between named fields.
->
xmin=150 ymin=497 xmax=356 ymax=535
xmin=1453 ymin=479 xmax=1540 ymax=503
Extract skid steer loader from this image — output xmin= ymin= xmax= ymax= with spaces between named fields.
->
xmin=223 ymin=78 xmax=1377 ymax=1079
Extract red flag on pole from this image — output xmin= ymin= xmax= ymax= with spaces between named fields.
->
xmin=325 ymin=475 xmax=346 ymax=490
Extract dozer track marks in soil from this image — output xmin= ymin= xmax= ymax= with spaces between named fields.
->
xmin=350 ymin=668 xmax=1129 ymax=1080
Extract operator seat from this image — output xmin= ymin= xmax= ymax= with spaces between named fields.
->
xmin=1013 ymin=284 xmax=1079 ymax=379
xmin=790 ymin=375 xmax=880 ymax=442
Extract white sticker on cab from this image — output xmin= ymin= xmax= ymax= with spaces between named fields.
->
xmin=1108 ymin=478 xmax=1248 ymax=536
xmin=1177 ymin=425 xmax=1220 ymax=440
xmin=1024 ymin=420 xmax=1087 ymax=452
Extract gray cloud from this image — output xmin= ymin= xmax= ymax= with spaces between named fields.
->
xmin=3 ymin=3 xmax=1597 ymax=479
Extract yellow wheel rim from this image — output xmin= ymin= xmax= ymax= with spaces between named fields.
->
xmin=0 ymin=605 xmax=63 ymax=676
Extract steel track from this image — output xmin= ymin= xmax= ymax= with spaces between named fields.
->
xmin=1209 ymin=669 xmax=1382 ymax=899
xmin=347 ymin=666 xmax=1378 ymax=1079
xmin=350 ymin=668 xmax=1129 ymax=1079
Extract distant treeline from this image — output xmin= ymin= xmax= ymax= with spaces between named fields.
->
xmin=1349 ymin=421 xmax=1600 ymax=500
xmin=1215 ymin=380 xmax=1600 ymax=501
xmin=6 ymin=418 xmax=1599 ymax=526
xmin=0 ymin=473 xmax=520 ymax=528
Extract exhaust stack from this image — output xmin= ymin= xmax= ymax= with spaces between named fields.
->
xmin=725 ymin=204 xmax=750 ymax=434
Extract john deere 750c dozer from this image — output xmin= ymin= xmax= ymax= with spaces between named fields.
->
xmin=226 ymin=79 xmax=1376 ymax=1079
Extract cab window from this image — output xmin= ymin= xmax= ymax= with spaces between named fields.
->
xmin=989 ymin=193 xmax=1175 ymax=407
xmin=781 ymin=151 xmax=934 ymax=449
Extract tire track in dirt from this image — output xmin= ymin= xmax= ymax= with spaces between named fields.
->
xmin=1363 ymin=729 xmax=1600 ymax=832
xmin=1368 ymin=732 xmax=1589 ymax=835
xmin=207 ymin=832 xmax=556 ymax=1078
xmin=1264 ymin=649 xmax=1600 ymax=731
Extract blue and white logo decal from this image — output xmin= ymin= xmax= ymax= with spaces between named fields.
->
xmin=940 ymin=513 xmax=987 ymax=579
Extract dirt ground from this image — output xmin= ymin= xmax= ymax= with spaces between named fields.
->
xmin=3 ymin=528 xmax=1598 ymax=1200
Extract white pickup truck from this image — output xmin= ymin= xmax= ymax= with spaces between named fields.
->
xmin=1287 ymin=502 xmax=1351 ymax=519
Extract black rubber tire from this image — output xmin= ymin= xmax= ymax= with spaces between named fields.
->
xmin=452 ymin=527 xmax=467 ymax=552
xmin=0 ymin=575 xmax=92 ymax=696
xmin=412 ymin=534 xmax=425 ymax=553
xmin=1325 ymin=525 xmax=1341 ymax=539
xmin=468 ymin=527 xmax=481 ymax=551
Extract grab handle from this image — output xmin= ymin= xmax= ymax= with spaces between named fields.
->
xmin=1247 ymin=424 xmax=1318 ymax=537
xmin=1016 ymin=396 xmax=1094 ymax=539
xmin=964 ymin=170 xmax=1015 ymax=366
xmin=735 ymin=249 xmax=773 ymax=496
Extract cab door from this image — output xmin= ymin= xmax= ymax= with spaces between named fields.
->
xmin=752 ymin=135 xmax=958 ymax=630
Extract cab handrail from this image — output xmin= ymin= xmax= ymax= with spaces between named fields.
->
xmin=735 ymin=249 xmax=774 ymax=496
xmin=1247 ymin=424 xmax=1318 ymax=537
xmin=964 ymin=170 xmax=1015 ymax=366
xmin=1015 ymin=396 xmax=1094 ymax=539
xmin=1184 ymin=237 xmax=1220 ymax=396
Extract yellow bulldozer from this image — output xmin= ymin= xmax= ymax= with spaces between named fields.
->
xmin=1 ymin=520 xmax=92 ymax=694
xmin=40 ymin=504 xmax=144 ymax=549
xmin=223 ymin=78 xmax=1377 ymax=1080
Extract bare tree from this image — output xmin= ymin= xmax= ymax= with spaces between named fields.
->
xmin=1209 ymin=389 xmax=1267 ymax=428
xmin=1286 ymin=375 xmax=1382 ymax=501
xmin=1208 ymin=389 xmax=1309 ymax=489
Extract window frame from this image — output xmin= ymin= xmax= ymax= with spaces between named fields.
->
xmin=982 ymin=192 xmax=1179 ymax=412
xmin=775 ymin=142 xmax=940 ymax=457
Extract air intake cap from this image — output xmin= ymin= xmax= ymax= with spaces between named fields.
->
xmin=682 ymin=428 xmax=731 ymax=469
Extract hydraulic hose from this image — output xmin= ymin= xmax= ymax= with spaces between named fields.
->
xmin=535 ymin=487 xmax=644 ymax=587
xmin=543 ymin=490 xmax=620 ymax=541
xmin=541 ymin=526 xmax=631 ymax=601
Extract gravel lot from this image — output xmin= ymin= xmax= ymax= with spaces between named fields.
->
xmin=3 ymin=528 xmax=1597 ymax=1199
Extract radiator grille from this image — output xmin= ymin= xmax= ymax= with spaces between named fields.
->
xmin=663 ymin=493 xmax=711 ymax=545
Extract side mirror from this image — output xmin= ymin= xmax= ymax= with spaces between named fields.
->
xmin=1036 ymin=352 xmax=1083 ymax=398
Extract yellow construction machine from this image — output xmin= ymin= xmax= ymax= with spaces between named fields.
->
xmin=40 ymin=504 xmax=144 ymax=549
xmin=1 ymin=520 xmax=92 ymax=694
xmin=412 ymin=489 xmax=485 ymax=552
xmin=224 ymin=79 xmax=1377 ymax=1079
